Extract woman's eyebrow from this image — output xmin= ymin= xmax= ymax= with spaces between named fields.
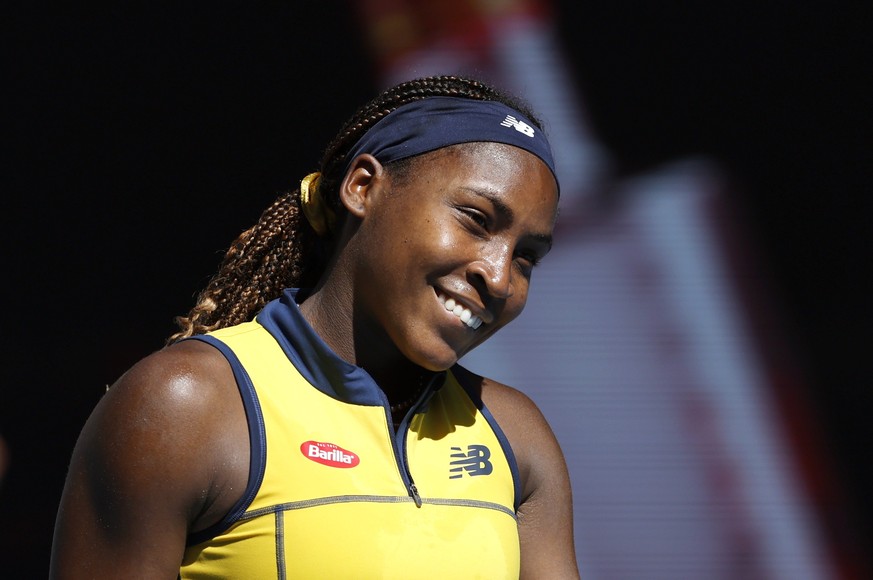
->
xmin=529 ymin=232 xmax=554 ymax=253
xmin=462 ymin=187 xmax=554 ymax=249
xmin=461 ymin=186 xmax=515 ymax=222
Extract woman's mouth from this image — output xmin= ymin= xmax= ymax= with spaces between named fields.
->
xmin=437 ymin=292 xmax=483 ymax=330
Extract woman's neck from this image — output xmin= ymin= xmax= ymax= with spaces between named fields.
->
xmin=298 ymin=280 xmax=434 ymax=404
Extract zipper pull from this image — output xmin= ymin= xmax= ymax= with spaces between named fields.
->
xmin=409 ymin=482 xmax=422 ymax=508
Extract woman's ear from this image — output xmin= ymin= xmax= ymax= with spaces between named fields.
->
xmin=339 ymin=154 xmax=385 ymax=218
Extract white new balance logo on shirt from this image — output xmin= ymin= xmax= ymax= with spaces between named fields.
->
xmin=500 ymin=115 xmax=535 ymax=137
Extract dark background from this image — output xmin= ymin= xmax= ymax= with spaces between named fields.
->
xmin=2 ymin=1 xmax=870 ymax=574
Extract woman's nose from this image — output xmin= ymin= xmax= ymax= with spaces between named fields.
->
xmin=468 ymin=245 xmax=514 ymax=300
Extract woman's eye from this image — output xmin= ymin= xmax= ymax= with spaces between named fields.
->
xmin=462 ymin=209 xmax=488 ymax=229
xmin=517 ymin=253 xmax=540 ymax=268
xmin=514 ymin=252 xmax=542 ymax=276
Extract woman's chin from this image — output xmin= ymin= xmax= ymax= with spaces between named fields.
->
xmin=404 ymin=344 xmax=462 ymax=373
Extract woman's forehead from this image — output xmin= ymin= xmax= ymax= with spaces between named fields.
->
xmin=426 ymin=142 xmax=558 ymax=189
xmin=395 ymin=143 xmax=559 ymax=214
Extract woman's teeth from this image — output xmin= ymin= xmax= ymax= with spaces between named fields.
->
xmin=438 ymin=293 xmax=483 ymax=329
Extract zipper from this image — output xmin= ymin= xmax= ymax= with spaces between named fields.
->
xmin=408 ymin=482 xmax=422 ymax=508
xmin=388 ymin=373 xmax=443 ymax=509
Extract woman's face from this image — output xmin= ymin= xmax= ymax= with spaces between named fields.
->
xmin=349 ymin=142 xmax=559 ymax=371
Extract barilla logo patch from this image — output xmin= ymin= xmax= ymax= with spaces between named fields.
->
xmin=301 ymin=441 xmax=360 ymax=468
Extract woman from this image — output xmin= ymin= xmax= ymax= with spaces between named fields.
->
xmin=51 ymin=75 xmax=579 ymax=578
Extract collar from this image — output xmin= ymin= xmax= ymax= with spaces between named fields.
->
xmin=256 ymin=288 xmax=445 ymax=406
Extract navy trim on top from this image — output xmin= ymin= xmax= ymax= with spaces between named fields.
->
xmin=256 ymin=289 xmax=390 ymax=407
xmin=183 ymin=334 xmax=267 ymax=547
xmin=451 ymin=364 xmax=523 ymax=513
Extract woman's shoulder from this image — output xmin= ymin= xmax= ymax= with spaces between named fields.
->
xmin=103 ymin=339 xmax=239 ymax=431
xmin=80 ymin=338 xmax=248 ymax=526
xmin=122 ymin=338 xmax=231 ymax=390
xmin=452 ymin=364 xmax=546 ymax=427
xmin=453 ymin=364 xmax=567 ymax=504
xmin=51 ymin=337 xmax=250 ymax=575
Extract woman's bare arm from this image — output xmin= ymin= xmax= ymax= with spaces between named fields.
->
xmin=50 ymin=340 xmax=248 ymax=579
xmin=482 ymin=380 xmax=580 ymax=579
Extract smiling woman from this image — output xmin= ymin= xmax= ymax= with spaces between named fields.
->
xmin=49 ymin=75 xmax=578 ymax=579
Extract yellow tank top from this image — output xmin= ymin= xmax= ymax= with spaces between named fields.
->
xmin=180 ymin=290 xmax=521 ymax=579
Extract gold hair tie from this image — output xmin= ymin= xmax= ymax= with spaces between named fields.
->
xmin=299 ymin=172 xmax=335 ymax=236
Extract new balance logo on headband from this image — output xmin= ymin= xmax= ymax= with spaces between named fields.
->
xmin=500 ymin=115 xmax=535 ymax=137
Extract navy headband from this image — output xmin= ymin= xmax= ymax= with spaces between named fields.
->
xmin=342 ymin=96 xmax=559 ymax=188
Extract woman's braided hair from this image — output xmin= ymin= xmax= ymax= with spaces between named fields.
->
xmin=167 ymin=75 xmax=544 ymax=344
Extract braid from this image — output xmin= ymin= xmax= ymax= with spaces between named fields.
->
xmin=167 ymin=75 xmax=542 ymax=344
xmin=167 ymin=191 xmax=319 ymax=343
